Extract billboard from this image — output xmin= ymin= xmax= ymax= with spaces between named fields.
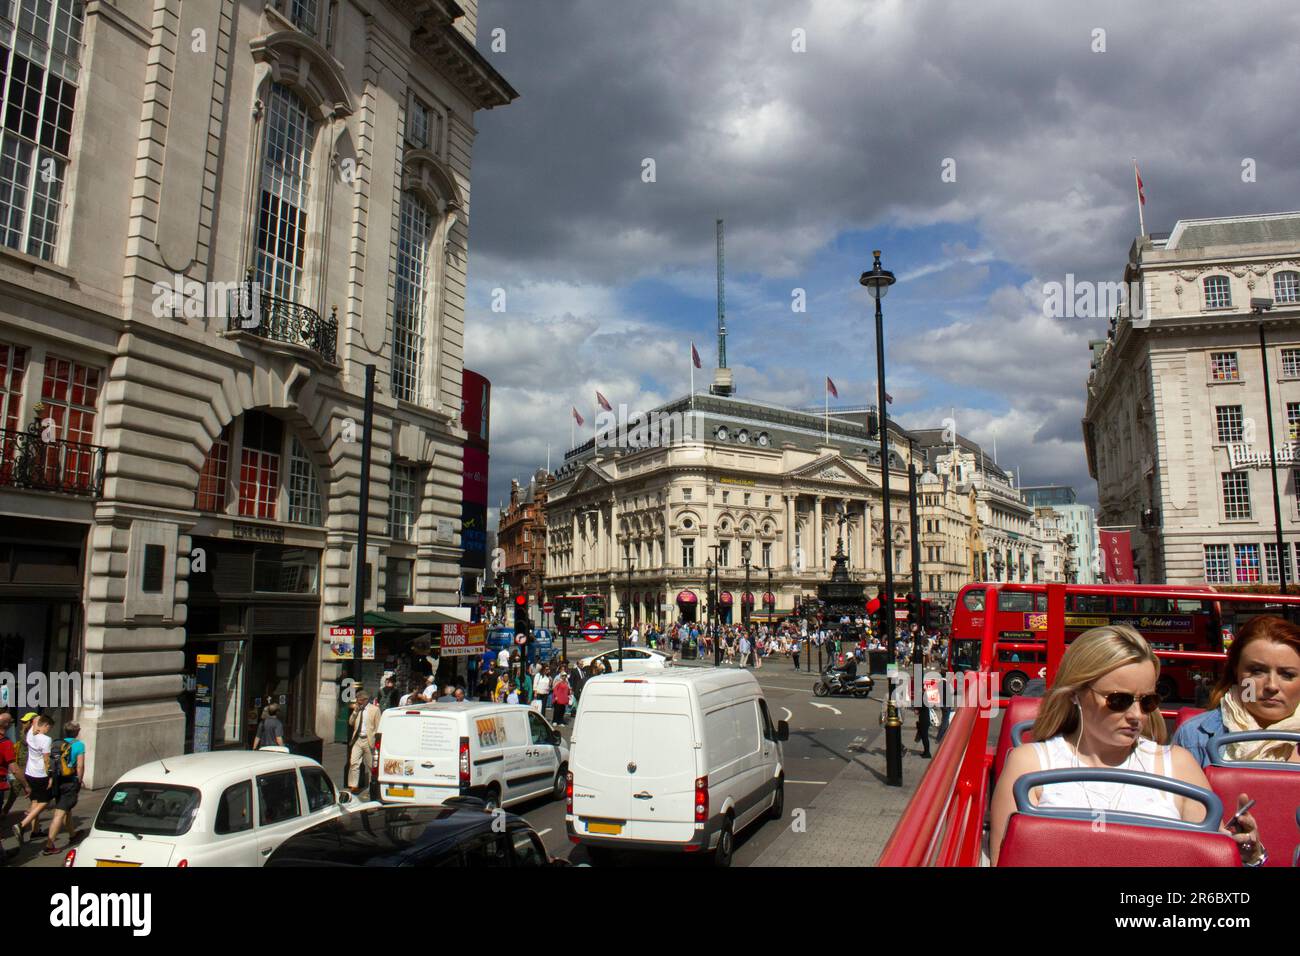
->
xmin=462 ymin=369 xmax=490 ymax=449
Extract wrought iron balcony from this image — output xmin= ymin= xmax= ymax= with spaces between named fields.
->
xmin=228 ymin=291 xmax=337 ymax=364
xmin=0 ymin=419 xmax=106 ymax=498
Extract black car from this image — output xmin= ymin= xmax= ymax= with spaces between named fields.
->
xmin=265 ymin=800 xmax=564 ymax=867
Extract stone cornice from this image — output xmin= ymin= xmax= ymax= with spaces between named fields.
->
xmin=410 ymin=14 xmax=517 ymax=110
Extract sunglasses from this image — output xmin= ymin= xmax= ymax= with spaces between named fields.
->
xmin=1089 ymin=687 xmax=1163 ymax=714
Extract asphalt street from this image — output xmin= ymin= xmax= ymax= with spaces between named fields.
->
xmin=518 ymin=637 xmax=913 ymax=867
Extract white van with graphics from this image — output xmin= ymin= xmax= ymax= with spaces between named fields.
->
xmin=375 ymin=702 xmax=568 ymax=811
xmin=565 ymin=669 xmax=788 ymax=866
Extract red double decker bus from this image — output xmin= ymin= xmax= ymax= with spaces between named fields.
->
xmin=554 ymin=594 xmax=607 ymax=630
xmin=948 ymin=582 xmax=1224 ymax=701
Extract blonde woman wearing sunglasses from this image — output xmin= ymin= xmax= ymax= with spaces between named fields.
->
xmin=990 ymin=625 xmax=1263 ymax=866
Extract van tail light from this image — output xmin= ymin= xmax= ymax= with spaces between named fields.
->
xmin=459 ymin=736 xmax=471 ymax=787
xmin=565 ymin=770 xmax=573 ymax=814
xmin=373 ymin=733 xmax=382 ymax=776
xmin=63 ymin=849 xmax=76 ymax=868
xmin=176 ymin=859 xmax=188 ymax=867
xmin=695 ymin=775 xmax=708 ymax=822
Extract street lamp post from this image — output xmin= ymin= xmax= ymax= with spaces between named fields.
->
xmin=993 ymin=550 xmax=1005 ymax=582
xmin=1253 ymin=297 xmax=1288 ymax=594
xmin=622 ymin=556 xmax=635 ymax=671
xmin=860 ymin=249 xmax=902 ymax=787
xmin=709 ymin=543 xmax=723 ymax=665
xmin=615 ymin=606 xmax=625 ymax=672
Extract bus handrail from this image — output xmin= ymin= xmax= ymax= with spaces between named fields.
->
xmin=876 ymin=702 xmax=981 ymax=866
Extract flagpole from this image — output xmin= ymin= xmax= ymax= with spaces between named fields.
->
xmin=824 ymin=384 xmax=829 ymax=444
xmin=1133 ymin=158 xmax=1146 ymax=237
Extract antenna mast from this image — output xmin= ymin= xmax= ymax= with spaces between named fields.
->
xmin=709 ymin=218 xmax=735 ymax=396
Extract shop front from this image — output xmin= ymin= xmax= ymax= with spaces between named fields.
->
xmin=0 ymin=517 xmax=86 ymax=730
xmin=182 ymin=535 xmax=322 ymax=760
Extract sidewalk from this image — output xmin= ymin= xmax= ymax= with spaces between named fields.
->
xmin=751 ymin=729 xmax=928 ymax=867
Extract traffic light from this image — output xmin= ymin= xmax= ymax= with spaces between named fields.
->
xmin=906 ymin=592 xmax=921 ymax=626
xmin=513 ymin=594 xmax=529 ymax=636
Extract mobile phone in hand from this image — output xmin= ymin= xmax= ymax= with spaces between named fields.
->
xmin=1226 ymin=798 xmax=1256 ymax=832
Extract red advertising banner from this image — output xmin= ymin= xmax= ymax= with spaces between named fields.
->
xmin=461 ymin=369 xmax=490 ymax=449
xmin=1100 ymin=529 xmax=1135 ymax=584
xmin=462 ymin=445 xmax=489 ymax=506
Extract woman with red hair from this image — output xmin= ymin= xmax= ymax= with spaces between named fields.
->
xmin=1173 ymin=615 xmax=1300 ymax=766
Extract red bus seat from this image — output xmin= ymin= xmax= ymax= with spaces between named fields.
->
xmin=1174 ymin=706 xmax=1206 ymax=730
xmin=1204 ymin=731 xmax=1300 ymax=868
xmin=994 ymin=696 xmax=1042 ymax=780
xmin=998 ymin=815 xmax=1241 ymax=867
xmin=998 ymin=768 xmax=1239 ymax=867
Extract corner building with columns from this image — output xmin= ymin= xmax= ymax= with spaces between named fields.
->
xmin=543 ymin=384 xmax=918 ymax=626
xmin=0 ymin=0 xmax=515 ymax=785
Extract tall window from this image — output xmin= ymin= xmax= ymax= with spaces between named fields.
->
xmin=256 ymin=83 xmax=315 ymax=303
xmin=681 ymin=538 xmax=695 ymax=568
xmin=1264 ymin=542 xmax=1292 ymax=584
xmin=1273 ymin=271 xmax=1300 ymax=305
xmin=1234 ymin=544 xmax=1261 ymax=584
xmin=239 ymin=411 xmax=283 ymax=519
xmin=391 ymin=192 xmax=433 ymax=403
xmin=0 ymin=341 xmax=26 ymax=432
xmin=388 ymin=463 xmax=419 ymax=542
xmin=1215 ymin=405 xmax=1244 ymax=443
xmin=405 ymin=92 xmax=441 ymax=153
xmin=1204 ymin=544 xmax=1230 ymax=584
xmin=40 ymin=353 xmax=99 ymax=488
xmin=1203 ymin=275 xmax=1232 ymax=310
xmin=0 ymin=1 xmax=83 ymax=260
xmin=1288 ymin=402 xmax=1300 ymax=442
xmin=1283 ymin=348 xmax=1300 ymax=379
xmin=286 ymin=436 xmax=321 ymax=525
xmin=1210 ymin=352 xmax=1240 ymax=382
xmin=1221 ymin=471 xmax=1251 ymax=520
xmin=762 ymin=542 xmax=771 ymax=568
xmin=196 ymin=425 xmax=232 ymax=513
xmin=718 ymin=541 xmax=729 ymax=566
xmin=288 ymin=0 xmax=320 ymax=36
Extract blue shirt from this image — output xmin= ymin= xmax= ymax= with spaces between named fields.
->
xmin=1170 ymin=708 xmax=1225 ymax=767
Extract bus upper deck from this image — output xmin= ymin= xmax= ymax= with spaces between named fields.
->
xmin=881 ymin=582 xmax=1300 ymax=867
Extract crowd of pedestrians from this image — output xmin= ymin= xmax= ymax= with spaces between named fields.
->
xmin=2 ymin=710 xmax=87 ymax=863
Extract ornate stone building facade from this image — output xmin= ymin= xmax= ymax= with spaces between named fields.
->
xmin=543 ymin=392 xmax=917 ymax=625
xmin=499 ymin=469 xmax=551 ymax=605
xmin=1085 ymin=212 xmax=1300 ymax=586
xmin=0 ymin=0 xmax=514 ymax=784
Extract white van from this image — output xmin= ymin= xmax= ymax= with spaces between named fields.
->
xmin=565 ymin=669 xmax=788 ymax=865
xmin=375 ymin=702 xmax=569 ymax=812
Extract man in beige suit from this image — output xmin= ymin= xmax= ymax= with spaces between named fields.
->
xmin=347 ymin=693 xmax=381 ymax=793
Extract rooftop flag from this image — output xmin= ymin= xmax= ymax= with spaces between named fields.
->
xmin=596 ymin=391 xmax=612 ymax=412
xmin=826 ymin=376 xmax=838 ymax=398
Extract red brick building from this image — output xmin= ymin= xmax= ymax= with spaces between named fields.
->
xmin=498 ymin=469 xmax=551 ymax=608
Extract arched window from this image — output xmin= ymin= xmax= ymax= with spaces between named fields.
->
xmin=1203 ymin=274 xmax=1231 ymax=310
xmin=256 ymin=83 xmax=316 ymax=303
xmin=1273 ymin=270 xmax=1300 ymax=305
xmin=391 ymin=192 xmax=435 ymax=402
xmin=287 ymin=435 xmax=322 ymax=525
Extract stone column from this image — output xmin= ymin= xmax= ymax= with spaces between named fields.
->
xmin=785 ymin=494 xmax=796 ymax=569
xmin=862 ymin=500 xmax=872 ymax=571
xmin=813 ymin=495 xmax=823 ymax=569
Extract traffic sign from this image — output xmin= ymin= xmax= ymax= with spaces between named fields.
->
xmin=514 ymin=633 xmax=529 ymax=646
xmin=543 ymin=602 xmax=554 ymax=613
xmin=582 ymin=622 xmax=607 ymax=642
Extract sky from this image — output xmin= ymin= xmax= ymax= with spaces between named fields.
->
xmin=462 ymin=0 xmax=1300 ymax=524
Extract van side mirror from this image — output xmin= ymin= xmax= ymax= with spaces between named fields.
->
xmin=338 ymin=791 xmax=353 ymax=806
xmin=776 ymin=720 xmax=790 ymax=742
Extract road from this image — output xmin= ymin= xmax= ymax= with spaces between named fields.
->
xmin=519 ymin=638 xmax=905 ymax=866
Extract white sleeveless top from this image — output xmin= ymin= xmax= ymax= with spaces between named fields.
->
xmin=1030 ymin=736 xmax=1181 ymax=820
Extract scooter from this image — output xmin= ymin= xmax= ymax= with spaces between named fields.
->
xmin=813 ymin=666 xmax=874 ymax=698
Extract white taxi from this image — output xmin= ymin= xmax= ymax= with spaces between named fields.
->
xmin=67 ymin=751 xmax=357 ymax=868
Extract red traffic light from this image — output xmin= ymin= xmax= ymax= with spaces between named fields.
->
xmin=514 ymin=594 xmax=527 ymax=607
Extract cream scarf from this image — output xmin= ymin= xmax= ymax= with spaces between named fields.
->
xmin=1220 ymin=692 xmax=1300 ymax=762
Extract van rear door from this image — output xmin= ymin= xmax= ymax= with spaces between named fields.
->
xmin=624 ymin=683 xmax=697 ymax=843
xmin=571 ymin=695 xmax=635 ymax=834
xmin=377 ymin=711 xmax=460 ymax=803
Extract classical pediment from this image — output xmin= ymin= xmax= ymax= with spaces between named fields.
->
xmin=786 ymin=454 xmax=876 ymax=487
